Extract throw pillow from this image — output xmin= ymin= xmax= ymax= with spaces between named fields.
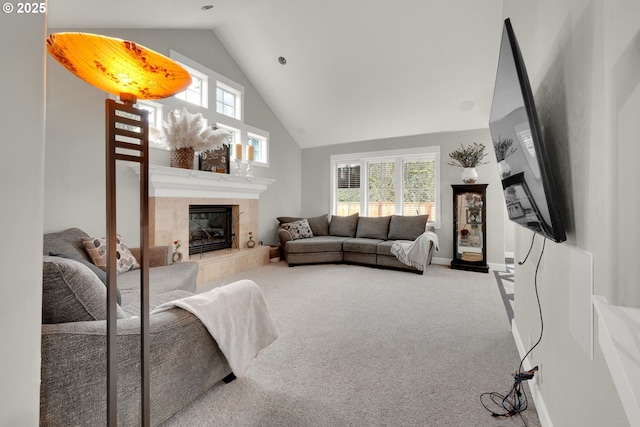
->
xmin=42 ymin=256 xmax=127 ymax=324
xmin=49 ymin=252 xmax=122 ymax=305
xmin=356 ymin=216 xmax=391 ymax=240
xmin=280 ymin=219 xmax=314 ymax=240
xmin=387 ymin=215 xmax=429 ymax=240
xmin=329 ymin=213 xmax=360 ymax=237
xmin=278 ymin=215 xmax=329 ymax=236
xmin=82 ymin=235 xmax=140 ymax=274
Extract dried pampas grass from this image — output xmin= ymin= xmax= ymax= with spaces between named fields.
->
xmin=161 ymin=107 xmax=231 ymax=151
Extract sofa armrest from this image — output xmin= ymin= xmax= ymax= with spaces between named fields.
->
xmin=129 ymin=246 xmax=172 ymax=267
xmin=40 ymin=309 xmax=231 ymax=426
xmin=277 ymin=227 xmax=293 ymax=257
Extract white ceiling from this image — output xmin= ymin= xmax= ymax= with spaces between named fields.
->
xmin=48 ymin=0 xmax=505 ymax=149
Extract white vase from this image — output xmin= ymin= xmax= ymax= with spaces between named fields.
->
xmin=461 ymin=167 xmax=478 ymax=184
xmin=498 ymin=160 xmax=511 ymax=178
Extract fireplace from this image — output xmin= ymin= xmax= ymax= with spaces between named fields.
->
xmin=189 ymin=205 xmax=233 ymax=255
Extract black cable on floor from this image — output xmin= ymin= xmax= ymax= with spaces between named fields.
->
xmin=481 ymin=234 xmax=546 ymax=426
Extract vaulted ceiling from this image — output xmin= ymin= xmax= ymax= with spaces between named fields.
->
xmin=48 ymin=0 xmax=504 ymax=148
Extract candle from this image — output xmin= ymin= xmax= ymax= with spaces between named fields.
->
xmin=247 ymin=145 xmax=255 ymax=161
xmin=235 ymin=144 xmax=242 ymax=160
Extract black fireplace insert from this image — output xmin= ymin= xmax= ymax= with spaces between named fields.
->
xmin=189 ymin=205 xmax=233 ymax=255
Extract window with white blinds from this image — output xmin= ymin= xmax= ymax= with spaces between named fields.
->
xmin=331 ymin=147 xmax=440 ymax=227
xmin=336 ymin=163 xmax=361 ymax=215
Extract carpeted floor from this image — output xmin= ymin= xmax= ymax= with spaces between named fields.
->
xmin=160 ymin=262 xmax=539 ymax=427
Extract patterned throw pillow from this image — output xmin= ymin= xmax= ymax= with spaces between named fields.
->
xmin=82 ymin=235 xmax=140 ymax=273
xmin=280 ymin=219 xmax=314 ymax=240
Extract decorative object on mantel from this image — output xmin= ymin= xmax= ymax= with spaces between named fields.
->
xmin=492 ymin=135 xmax=516 ymax=179
xmin=448 ymin=142 xmax=489 ymax=184
xmin=246 ymin=144 xmax=255 ymax=177
xmin=172 ymin=240 xmax=183 ymax=263
xmin=233 ymin=144 xmax=243 ymax=175
xmin=247 ymin=231 xmax=256 ymax=248
xmin=200 ymin=145 xmax=230 ymax=174
xmin=161 ymin=107 xmax=231 ymax=170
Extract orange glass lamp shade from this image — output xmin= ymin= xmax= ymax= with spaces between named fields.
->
xmin=46 ymin=32 xmax=191 ymax=101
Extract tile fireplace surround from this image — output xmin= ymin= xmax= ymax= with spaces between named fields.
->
xmin=131 ymin=165 xmax=275 ymax=284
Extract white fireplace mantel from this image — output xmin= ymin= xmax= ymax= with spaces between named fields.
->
xmin=129 ymin=165 xmax=275 ymax=199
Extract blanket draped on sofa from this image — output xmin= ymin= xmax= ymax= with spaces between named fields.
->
xmin=390 ymin=231 xmax=439 ymax=271
xmin=152 ymin=279 xmax=278 ymax=376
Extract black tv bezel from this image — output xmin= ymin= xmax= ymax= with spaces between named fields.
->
xmin=493 ymin=18 xmax=566 ymax=243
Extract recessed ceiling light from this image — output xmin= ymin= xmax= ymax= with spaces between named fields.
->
xmin=278 ymin=56 xmax=287 ymax=65
xmin=201 ymin=5 xmax=214 ymax=11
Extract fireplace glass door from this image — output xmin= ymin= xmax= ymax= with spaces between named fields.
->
xmin=189 ymin=205 xmax=233 ymax=255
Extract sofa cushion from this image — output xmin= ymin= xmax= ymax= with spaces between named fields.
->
xmin=117 ymin=262 xmax=198 ymax=295
xmin=277 ymin=215 xmax=329 ymax=236
xmin=42 ymin=256 xmax=127 ymax=324
xmin=387 ymin=215 xmax=429 ymax=241
xmin=355 ymin=216 xmax=391 ymax=240
xmin=49 ymin=252 xmax=121 ymax=305
xmin=306 ymin=214 xmax=329 ymax=236
xmin=376 ymin=240 xmax=396 ymax=256
xmin=329 ymin=213 xmax=359 ymax=237
xmin=343 ymin=238 xmax=383 ymax=254
xmin=280 ymin=219 xmax=314 ymax=240
xmin=82 ymin=235 xmax=140 ymax=273
xmin=285 ymin=236 xmax=349 ymax=254
xmin=43 ymin=227 xmax=92 ymax=262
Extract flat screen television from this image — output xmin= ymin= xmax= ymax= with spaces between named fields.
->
xmin=489 ymin=18 xmax=566 ymax=243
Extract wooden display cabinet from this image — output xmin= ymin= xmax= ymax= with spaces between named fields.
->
xmin=451 ymin=184 xmax=489 ymax=273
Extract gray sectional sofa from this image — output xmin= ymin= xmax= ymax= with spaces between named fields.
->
xmin=277 ymin=214 xmax=435 ymax=274
xmin=41 ymin=228 xmax=232 ymax=426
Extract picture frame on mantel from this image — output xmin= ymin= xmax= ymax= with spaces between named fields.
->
xmin=200 ymin=145 xmax=230 ymax=174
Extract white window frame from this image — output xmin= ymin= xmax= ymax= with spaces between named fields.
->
xmin=216 ymin=81 xmax=242 ymax=120
xmin=246 ymin=128 xmax=269 ymax=166
xmin=330 ymin=146 xmax=441 ymax=228
xmin=155 ymin=51 xmax=268 ymax=168
xmin=136 ymin=100 xmax=165 ymax=148
xmin=174 ymin=63 xmax=208 ymax=108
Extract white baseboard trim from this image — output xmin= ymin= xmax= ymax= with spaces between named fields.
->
xmin=511 ymin=319 xmax=554 ymax=427
xmin=505 ymin=251 xmax=515 ymax=260
xmin=489 ymin=262 xmax=507 ymax=271
xmin=431 ymin=257 xmax=450 ymax=266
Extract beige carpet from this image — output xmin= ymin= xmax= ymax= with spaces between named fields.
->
xmin=160 ymin=262 xmax=540 ymax=427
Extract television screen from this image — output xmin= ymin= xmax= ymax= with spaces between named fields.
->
xmin=489 ymin=18 xmax=566 ymax=243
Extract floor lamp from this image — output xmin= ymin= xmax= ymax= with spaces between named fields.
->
xmin=46 ymin=33 xmax=191 ymax=427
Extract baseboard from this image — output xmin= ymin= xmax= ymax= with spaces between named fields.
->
xmin=489 ymin=262 xmax=507 ymax=271
xmin=511 ymin=319 xmax=554 ymax=427
xmin=505 ymin=251 xmax=515 ymax=260
xmin=431 ymin=257 xmax=450 ymax=266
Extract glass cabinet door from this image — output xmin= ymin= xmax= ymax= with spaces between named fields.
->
xmin=455 ymin=192 xmax=484 ymax=262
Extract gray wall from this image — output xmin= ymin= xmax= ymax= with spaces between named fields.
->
xmin=0 ymin=13 xmax=46 ymax=425
xmin=301 ymin=128 xmax=506 ymax=266
xmin=504 ymin=0 xmax=639 ymax=425
xmin=44 ymin=29 xmax=301 ymax=247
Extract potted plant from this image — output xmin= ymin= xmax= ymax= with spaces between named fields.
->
xmin=448 ymin=142 xmax=489 ymax=184
xmin=492 ymin=135 xmax=516 ymax=178
xmin=161 ymin=107 xmax=231 ymax=169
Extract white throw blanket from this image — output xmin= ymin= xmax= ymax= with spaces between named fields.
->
xmin=390 ymin=231 xmax=439 ymax=271
xmin=151 ymin=279 xmax=278 ymax=377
